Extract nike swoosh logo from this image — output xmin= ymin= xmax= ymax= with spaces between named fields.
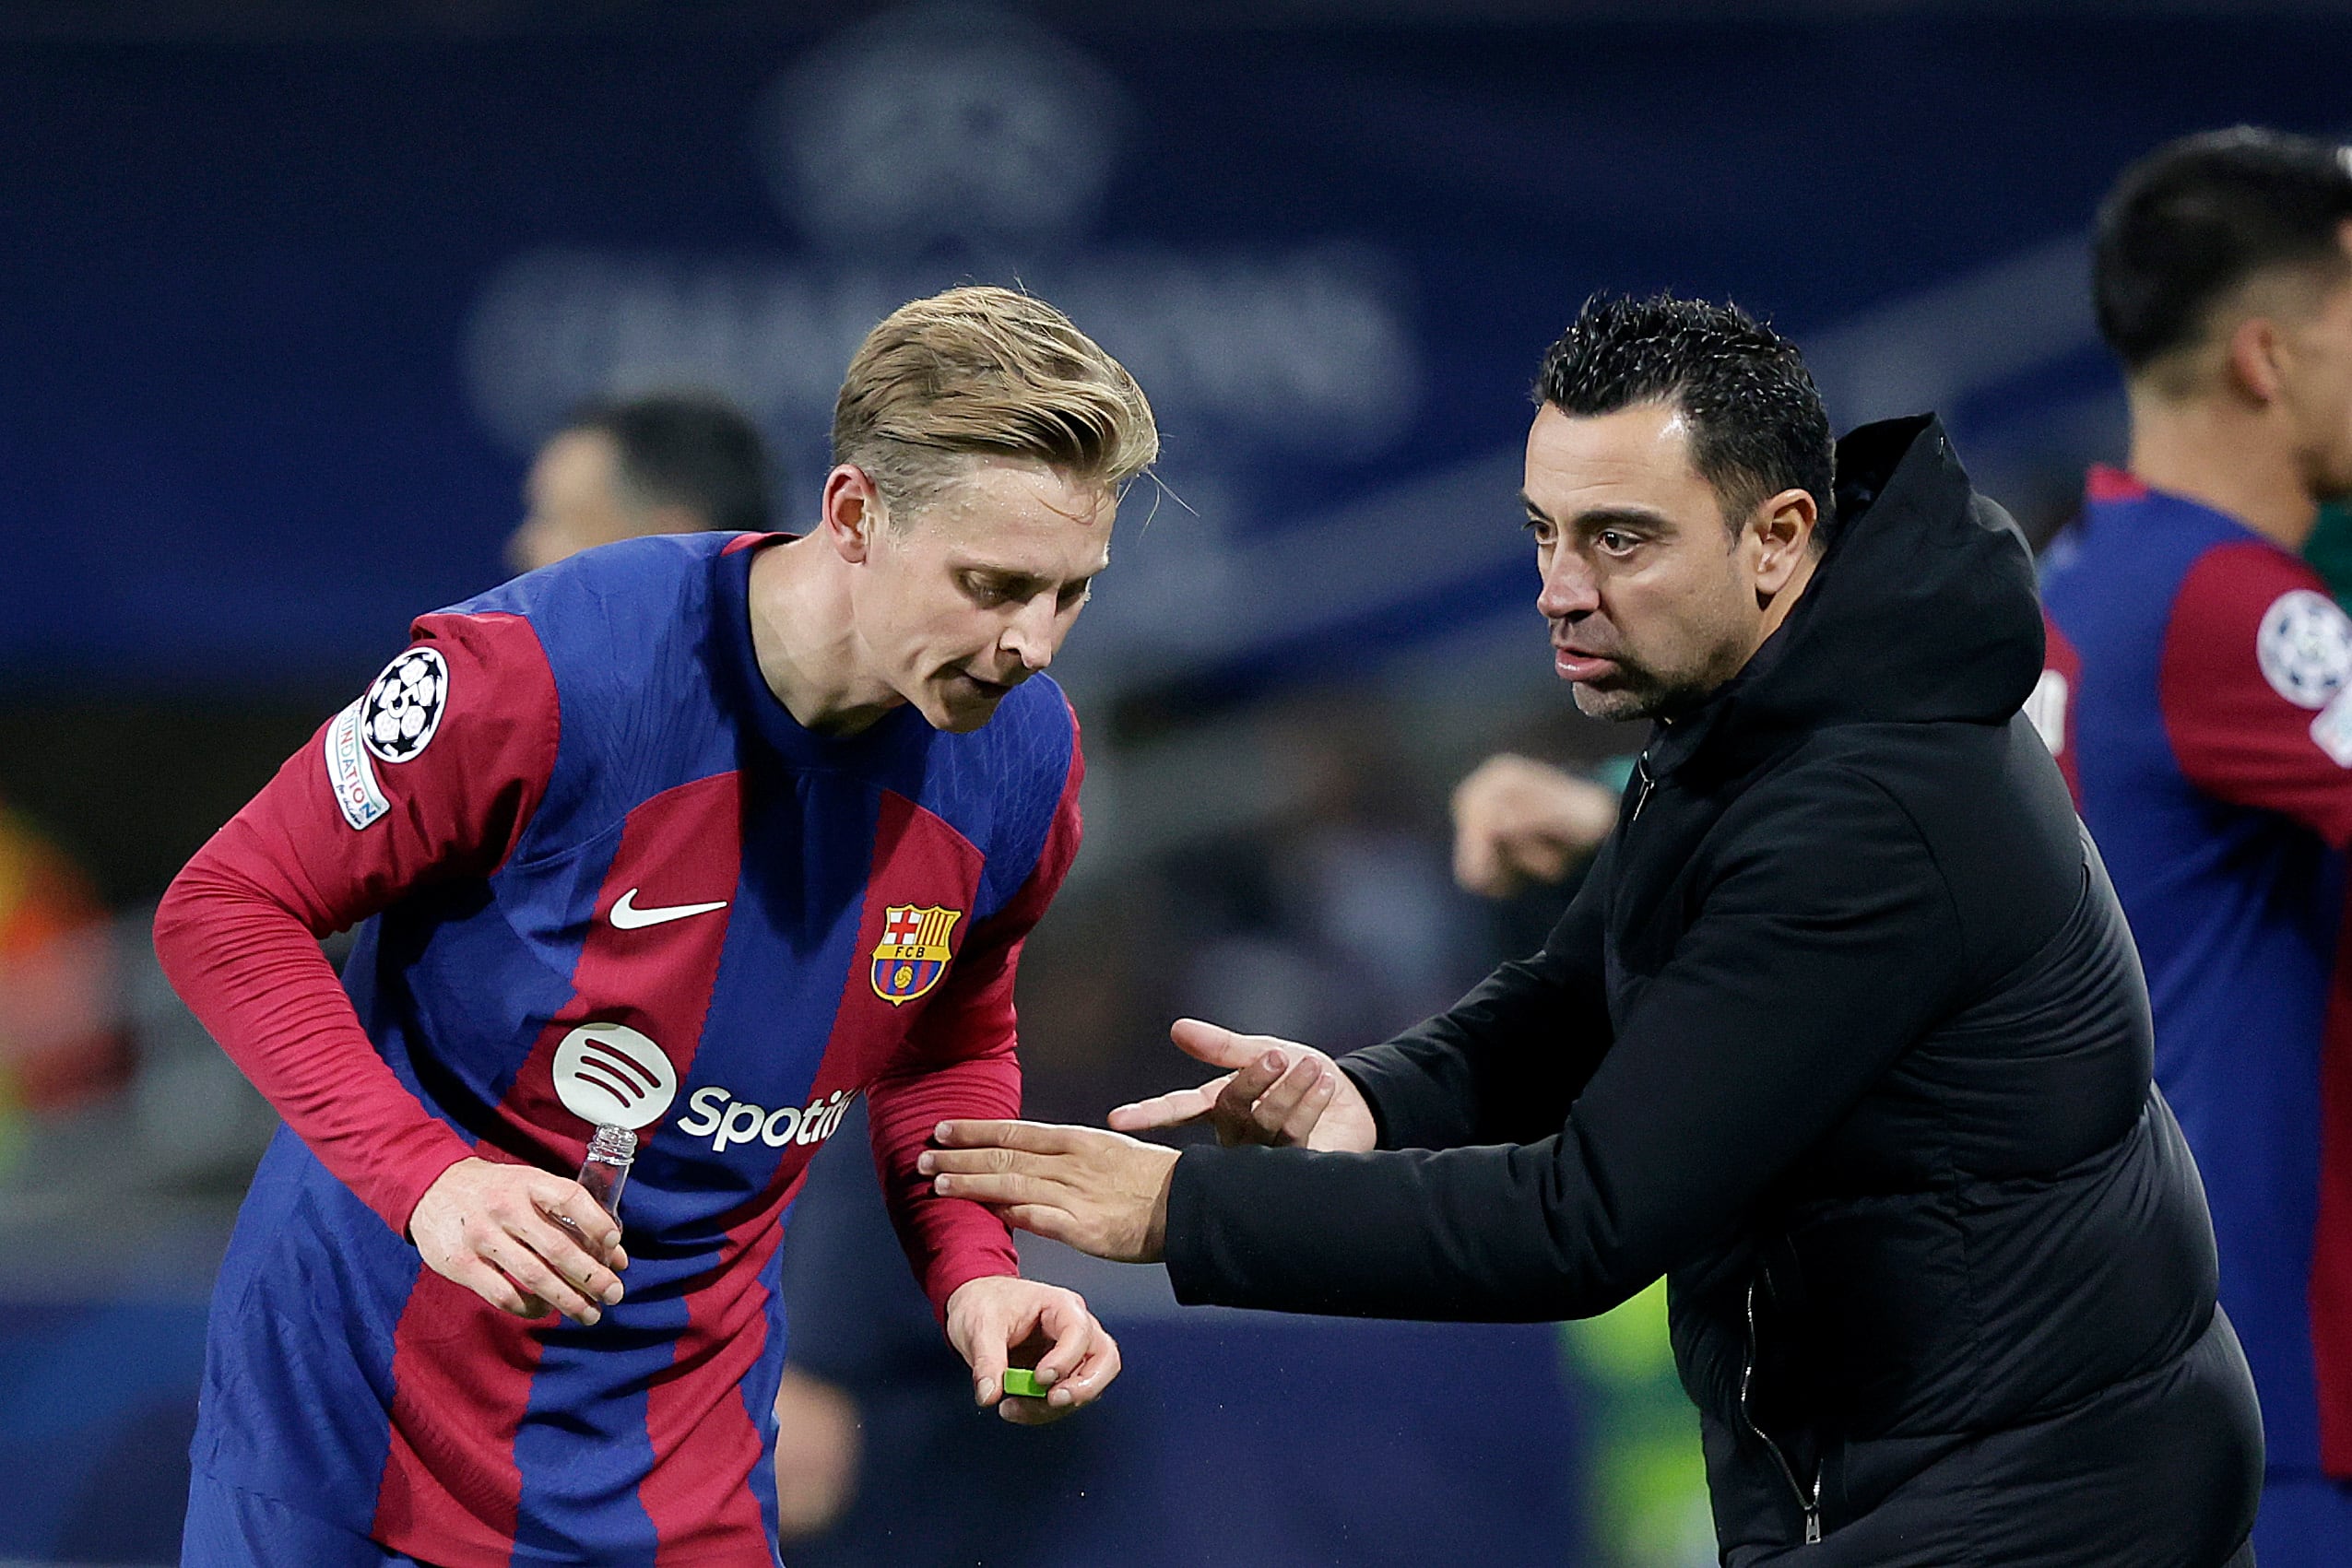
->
xmin=609 ymin=889 xmax=730 ymax=930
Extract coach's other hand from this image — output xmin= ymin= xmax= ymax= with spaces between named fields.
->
xmin=943 ymin=1274 xmax=1121 ymax=1425
xmin=409 ymin=1157 xmax=630 ymax=1326
xmin=1107 ymin=1019 xmax=1377 ymax=1150
xmin=926 ymin=1120 xmax=1178 ymax=1267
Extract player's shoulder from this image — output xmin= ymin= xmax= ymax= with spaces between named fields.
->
xmin=2167 ymin=536 xmax=2340 ymax=657
xmin=445 ymin=533 xmax=736 ymax=654
xmin=908 ymin=675 xmax=1080 ymax=914
xmin=436 ymin=534 xmax=751 ymax=843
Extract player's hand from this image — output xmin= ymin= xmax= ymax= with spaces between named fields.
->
xmin=408 ymin=1156 xmax=630 ymax=1326
xmin=942 ymin=1274 xmax=1122 ymax=1426
xmin=1450 ymin=753 xmax=1618 ymax=898
xmin=1107 ymin=1019 xmax=1377 ymax=1151
xmin=928 ymin=1121 xmax=1178 ymax=1266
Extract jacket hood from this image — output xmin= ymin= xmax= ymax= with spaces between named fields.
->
xmin=1655 ymin=414 xmax=2044 ymax=777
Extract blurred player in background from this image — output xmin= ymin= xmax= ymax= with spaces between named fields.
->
xmin=2039 ymin=128 xmax=2352 ymax=1565
xmin=153 ymin=285 xmax=1149 ymax=1568
xmin=507 ymin=391 xmax=774 ymax=575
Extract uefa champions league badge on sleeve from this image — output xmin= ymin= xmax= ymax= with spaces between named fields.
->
xmin=2256 ymin=589 xmax=2352 ymax=710
xmin=871 ymin=904 xmax=963 ymax=1005
xmin=360 ymin=646 xmax=450 ymax=763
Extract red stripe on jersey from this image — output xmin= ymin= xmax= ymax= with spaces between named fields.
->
xmin=371 ymin=771 xmax=745 ymax=1554
xmin=2085 ymin=464 xmax=2150 ymax=503
xmin=720 ymin=532 xmax=785 ymax=556
xmin=373 ymin=1266 xmax=547 ymax=1560
xmin=2317 ymin=914 xmax=2352 ymax=1477
xmin=867 ymin=729 xmax=1087 ymax=1315
xmin=2158 ymin=541 xmax=2352 ymax=849
xmin=154 ymin=611 xmax=561 ymax=1233
xmin=487 ymin=771 xmax=745 ymax=1168
xmin=2039 ymin=610 xmax=2083 ymax=806
xmin=639 ymin=1195 xmax=795 ymax=1560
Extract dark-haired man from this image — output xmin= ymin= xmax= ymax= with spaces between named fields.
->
xmin=928 ymin=294 xmax=2263 ymax=1565
xmin=508 ymin=391 xmax=774 ymax=573
xmin=2040 ymin=126 xmax=2352 ymax=1564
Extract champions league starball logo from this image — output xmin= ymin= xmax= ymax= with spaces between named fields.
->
xmin=2257 ymin=589 xmax=2352 ymax=711
xmin=360 ymin=647 xmax=449 ymax=764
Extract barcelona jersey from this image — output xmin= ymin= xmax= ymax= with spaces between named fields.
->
xmin=2039 ymin=468 xmax=2352 ymax=1495
xmin=154 ymin=532 xmax=1082 ymax=1566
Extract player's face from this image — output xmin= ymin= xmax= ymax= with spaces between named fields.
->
xmin=2281 ymin=229 xmax=2352 ymax=502
xmin=854 ymin=458 xmax=1114 ymax=734
xmin=1522 ymin=401 xmax=1776 ymax=723
xmin=510 ymin=430 xmax=640 ymax=573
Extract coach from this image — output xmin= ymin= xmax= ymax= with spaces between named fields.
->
xmin=925 ymin=295 xmax=2265 ymax=1566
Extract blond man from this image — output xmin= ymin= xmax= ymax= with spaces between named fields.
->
xmin=155 ymin=287 xmax=1153 ymax=1568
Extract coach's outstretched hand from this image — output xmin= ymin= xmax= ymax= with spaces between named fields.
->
xmin=409 ymin=1157 xmax=631 ymax=1326
xmin=925 ymin=1120 xmax=1178 ymax=1266
xmin=1106 ymin=1019 xmax=1377 ymax=1151
xmin=943 ymin=1274 xmax=1122 ymax=1425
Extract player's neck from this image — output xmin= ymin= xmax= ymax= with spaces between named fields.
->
xmin=745 ymin=537 xmax=904 ymax=737
xmin=2127 ymin=392 xmax=2320 ymax=551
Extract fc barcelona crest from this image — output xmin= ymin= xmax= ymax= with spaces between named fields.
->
xmin=871 ymin=904 xmax=963 ymax=1006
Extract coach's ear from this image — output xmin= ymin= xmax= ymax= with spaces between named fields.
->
xmin=820 ymin=465 xmax=886 ymax=563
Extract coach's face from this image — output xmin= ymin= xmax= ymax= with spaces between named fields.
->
xmin=838 ymin=457 xmax=1113 ymax=734
xmin=1524 ymin=400 xmax=1815 ymax=723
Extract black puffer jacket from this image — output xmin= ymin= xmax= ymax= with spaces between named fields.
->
xmin=1163 ymin=417 xmax=2263 ymax=1565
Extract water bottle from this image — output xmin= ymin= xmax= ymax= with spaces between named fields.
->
xmin=575 ymin=1124 xmax=636 ymax=1232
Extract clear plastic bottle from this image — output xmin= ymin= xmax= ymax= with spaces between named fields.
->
xmin=575 ymin=1124 xmax=636 ymax=1232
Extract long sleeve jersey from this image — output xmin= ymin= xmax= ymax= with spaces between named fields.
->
xmin=153 ymin=531 xmax=1081 ymax=1567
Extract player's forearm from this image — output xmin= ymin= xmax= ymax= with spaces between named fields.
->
xmin=154 ymin=855 xmax=476 ymax=1232
xmin=866 ymin=1047 xmax=1023 ymax=1317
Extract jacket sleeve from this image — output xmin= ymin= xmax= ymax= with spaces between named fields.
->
xmin=865 ymin=719 xmax=1083 ymax=1320
xmin=151 ymin=614 xmax=561 ymax=1234
xmin=1337 ymin=840 xmax=1615 ymax=1150
xmin=1162 ymin=765 xmax=1966 ymax=1321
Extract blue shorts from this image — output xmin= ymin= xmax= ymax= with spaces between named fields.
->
xmin=182 ymin=1471 xmax=444 ymax=1568
xmin=2252 ymin=1471 xmax=2352 ymax=1568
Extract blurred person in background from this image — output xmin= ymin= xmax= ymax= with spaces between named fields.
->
xmin=934 ymin=294 xmax=2263 ymax=1567
xmin=2039 ymin=127 xmax=2352 ymax=1565
xmin=0 ymin=797 xmax=124 ymax=1143
xmin=507 ymin=390 xmax=774 ymax=574
xmin=151 ymin=286 xmax=1144 ymax=1568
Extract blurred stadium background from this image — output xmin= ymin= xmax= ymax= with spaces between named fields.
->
xmin=2 ymin=2 xmax=2347 ymax=1563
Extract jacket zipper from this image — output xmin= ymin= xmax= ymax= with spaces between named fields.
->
xmin=1742 ymin=1277 xmax=1823 ymax=1545
xmin=1631 ymin=754 xmax=1657 ymax=822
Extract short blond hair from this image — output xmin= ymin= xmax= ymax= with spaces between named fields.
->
xmin=833 ymin=285 xmax=1158 ymax=521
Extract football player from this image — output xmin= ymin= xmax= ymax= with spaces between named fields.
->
xmin=155 ymin=285 xmax=1152 ymax=1568
xmin=2040 ymin=129 xmax=2352 ymax=1565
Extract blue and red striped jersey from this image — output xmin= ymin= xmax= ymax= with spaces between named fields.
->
xmin=2039 ymin=467 xmax=2352 ymax=1482
xmin=155 ymin=532 xmax=1082 ymax=1566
